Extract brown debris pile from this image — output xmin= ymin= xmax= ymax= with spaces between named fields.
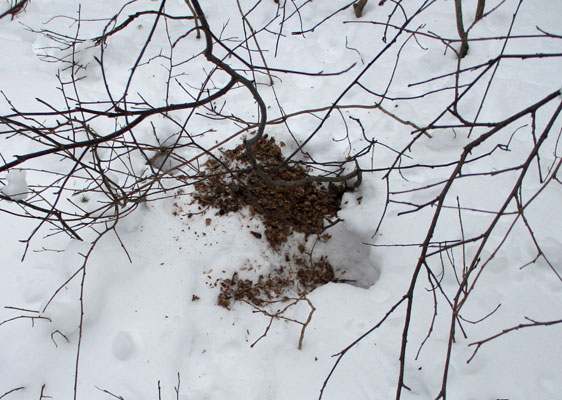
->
xmin=193 ymin=135 xmax=345 ymax=248
xmin=192 ymin=135 xmax=346 ymax=308
xmin=218 ymin=252 xmax=335 ymax=309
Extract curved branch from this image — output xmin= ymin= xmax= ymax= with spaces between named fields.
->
xmin=189 ymin=0 xmax=361 ymax=188
xmin=0 ymin=78 xmax=235 ymax=172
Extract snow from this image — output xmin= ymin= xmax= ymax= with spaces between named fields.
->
xmin=1 ymin=170 xmax=28 ymax=201
xmin=1 ymin=0 xmax=562 ymax=399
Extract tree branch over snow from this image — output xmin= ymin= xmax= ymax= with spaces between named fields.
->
xmin=1 ymin=1 xmax=562 ymax=399
xmin=0 ymin=0 xmax=30 ymax=20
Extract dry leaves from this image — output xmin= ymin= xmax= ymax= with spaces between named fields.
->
xmin=192 ymin=136 xmax=346 ymax=308
xmin=193 ymin=135 xmax=345 ymax=248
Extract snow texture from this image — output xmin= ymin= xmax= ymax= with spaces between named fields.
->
xmin=1 ymin=1 xmax=561 ymax=400
xmin=1 ymin=170 xmax=28 ymax=201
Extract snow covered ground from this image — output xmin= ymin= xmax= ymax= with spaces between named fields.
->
xmin=1 ymin=0 xmax=561 ymax=399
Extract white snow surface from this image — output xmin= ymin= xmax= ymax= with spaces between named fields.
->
xmin=1 ymin=170 xmax=28 ymax=201
xmin=1 ymin=1 xmax=561 ymax=400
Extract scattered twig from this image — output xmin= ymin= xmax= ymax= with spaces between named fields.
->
xmin=467 ymin=317 xmax=562 ymax=363
xmin=0 ymin=387 xmax=25 ymax=399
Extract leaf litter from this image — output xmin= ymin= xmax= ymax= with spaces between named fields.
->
xmin=191 ymin=135 xmax=348 ymax=308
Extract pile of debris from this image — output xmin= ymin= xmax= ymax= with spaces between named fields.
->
xmin=192 ymin=136 xmax=347 ymax=307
